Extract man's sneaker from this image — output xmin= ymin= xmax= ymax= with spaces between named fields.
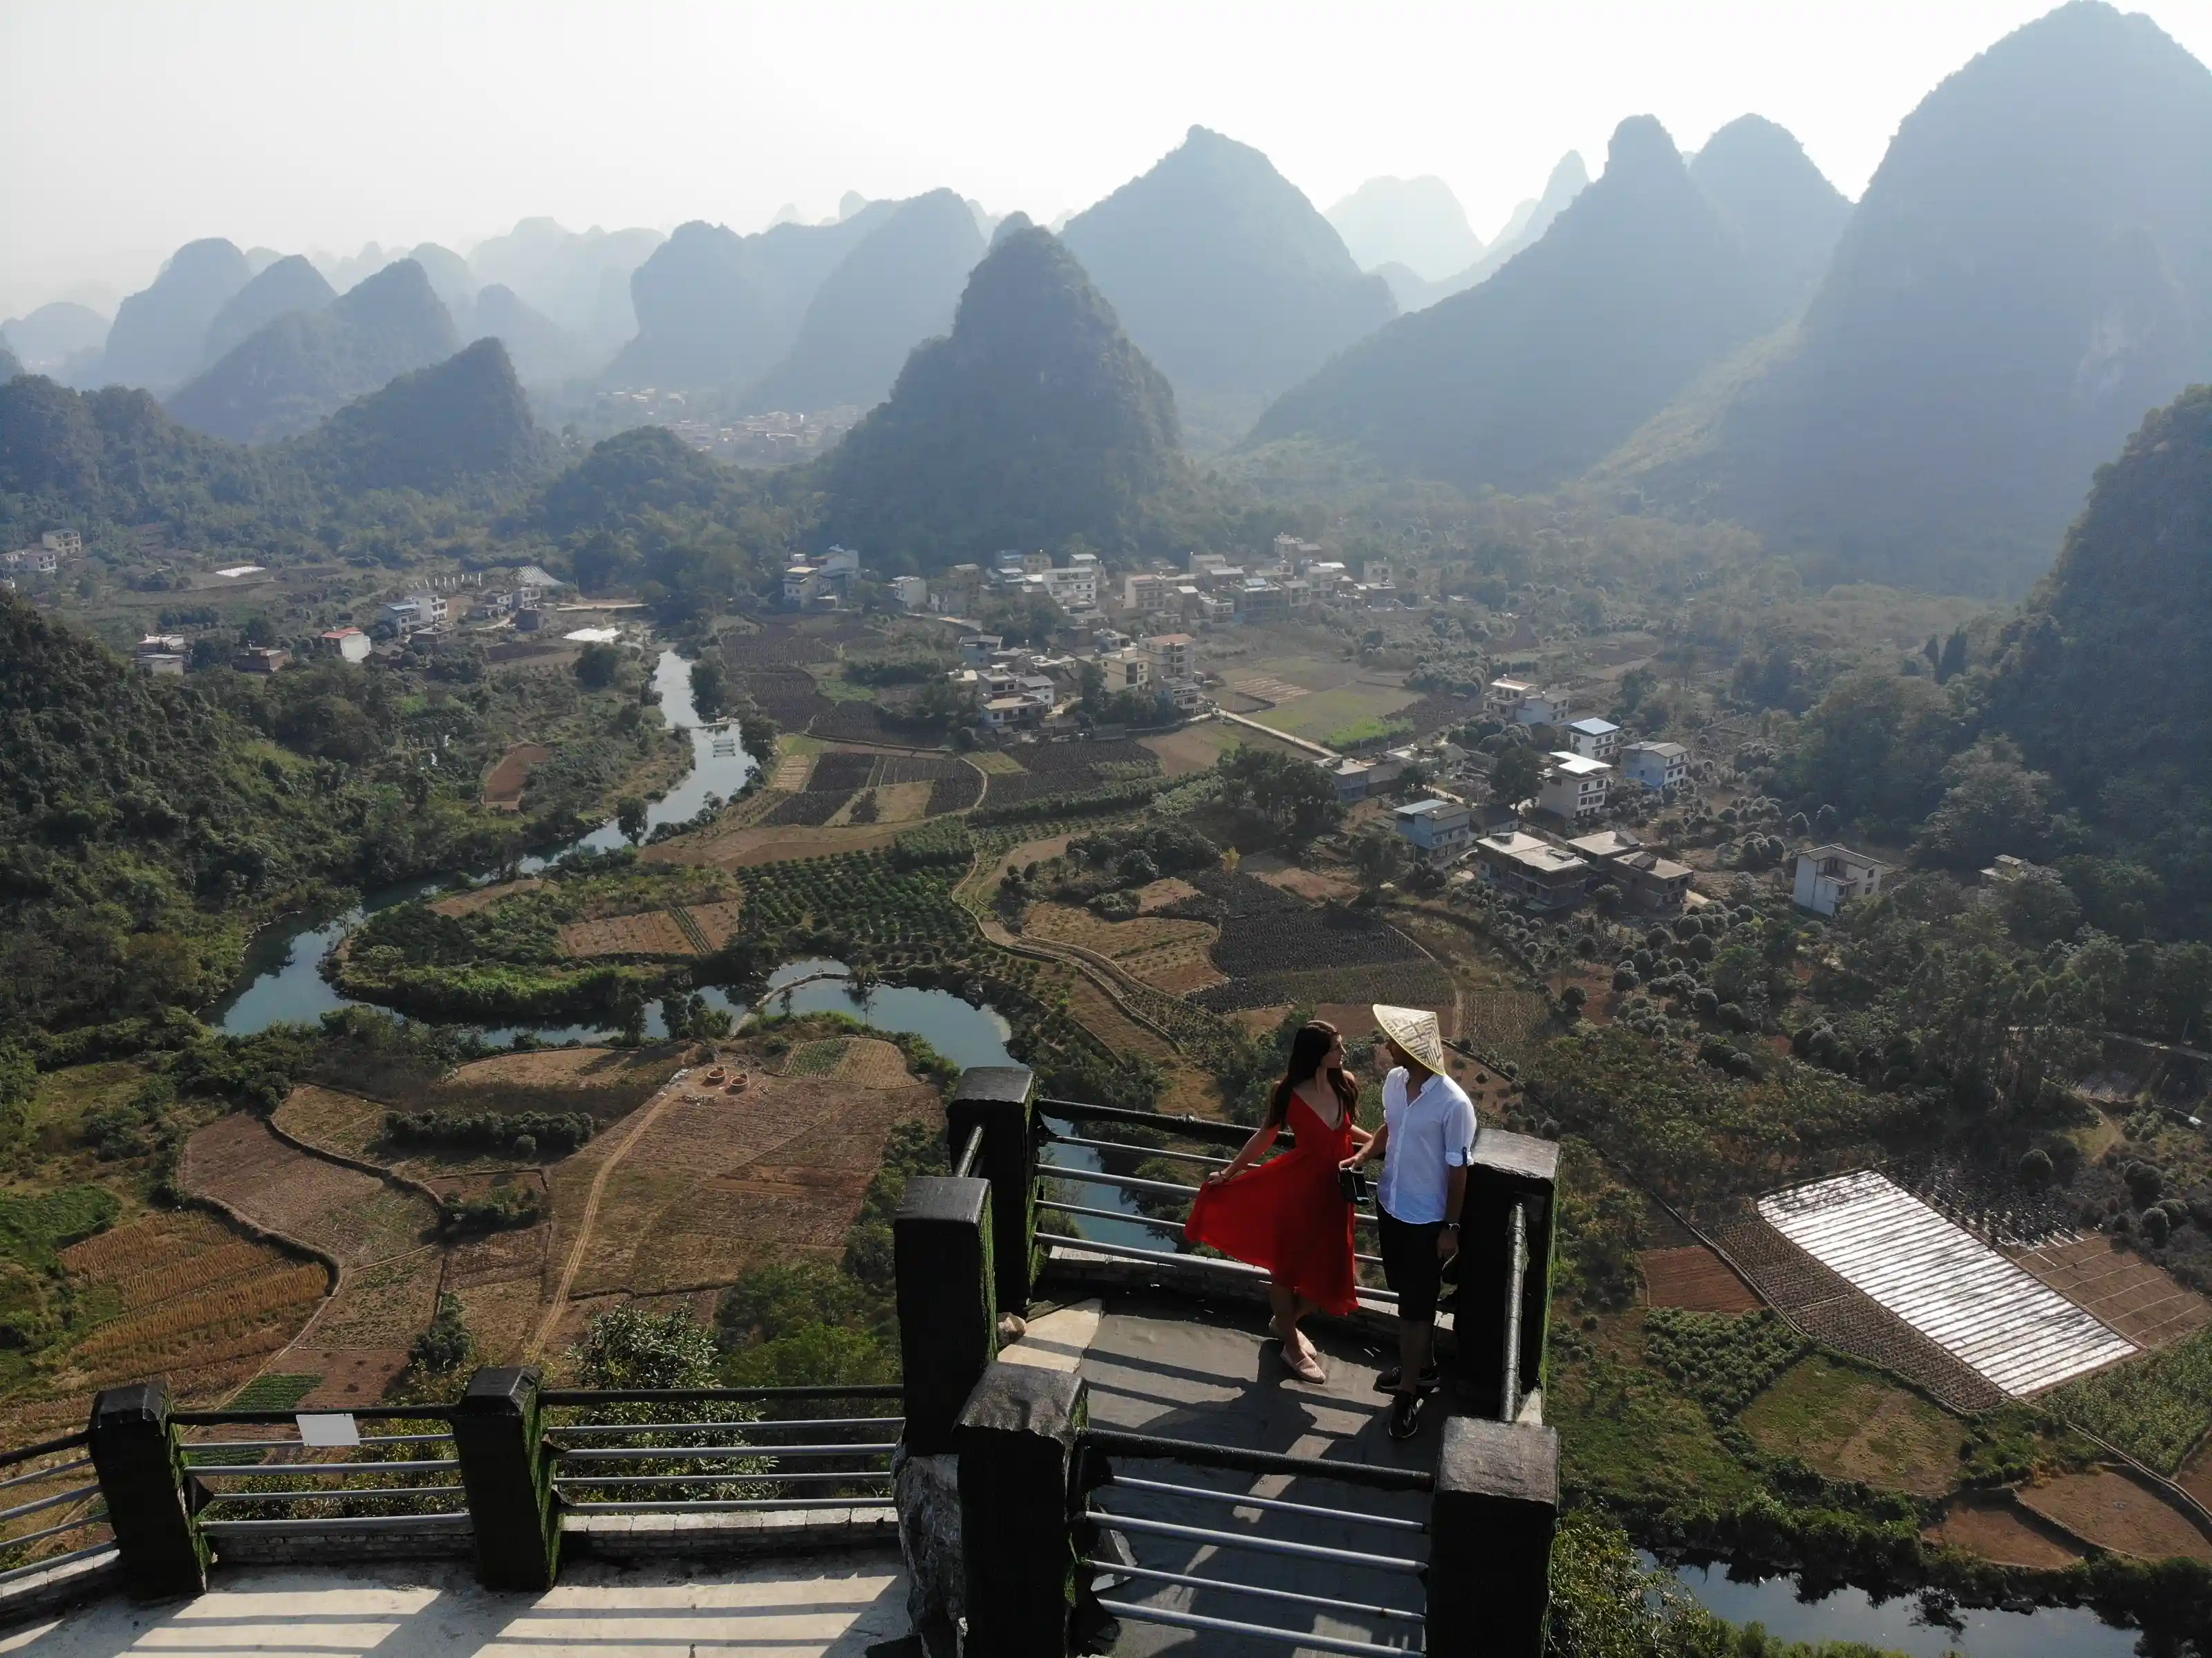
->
xmin=1387 ymin=1392 xmax=1423 ymax=1441
xmin=1372 ymin=1364 xmax=1440 ymax=1395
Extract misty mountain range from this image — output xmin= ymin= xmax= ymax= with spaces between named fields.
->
xmin=5 ymin=1 xmax=2206 ymax=598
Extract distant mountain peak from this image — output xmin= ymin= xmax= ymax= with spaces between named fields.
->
xmin=814 ymin=225 xmax=1188 ymax=568
xmin=1060 ymin=126 xmax=1394 ymax=445
xmin=289 ymin=336 xmax=550 ymax=493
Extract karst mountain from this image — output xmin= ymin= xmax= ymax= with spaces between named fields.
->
xmin=1060 ymin=126 xmax=1396 ymax=447
xmin=743 ymin=189 xmax=986 ymax=413
xmin=1250 ymin=115 xmax=1823 ymax=493
xmin=96 ymin=239 xmax=252 ymax=392
xmin=814 ymin=225 xmax=1188 ymax=569
xmin=167 ymin=259 xmax=460 ymax=443
xmin=1611 ymin=0 xmax=2212 ymax=595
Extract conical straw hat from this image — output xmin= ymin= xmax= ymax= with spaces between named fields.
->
xmin=1372 ymin=1004 xmax=1447 ymax=1071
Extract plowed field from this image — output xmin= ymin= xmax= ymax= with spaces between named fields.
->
xmin=2014 ymin=1469 xmax=2212 ymax=1562
xmin=545 ymin=1067 xmax=937 ymax=1299
xmin=1641 ymin=1245 xmax=1762 ymax=1313
xmin=559 ymin=909 xmax=696 ymax=958
xmin=2014 ymin=1235 xmax=2212 ymax=1350
xmin=182 ymin=1115 xmax=438 ymax=1267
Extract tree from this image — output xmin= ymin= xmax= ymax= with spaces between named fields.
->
xmin=1491 ymin=744 xmax=1544 ymax=808
xmin=1914 ymin=739 xmax=2054 ymax=871
xmin=1349 ymin=825 xmax=1411 ymax=893
xmin=1936 ymin=626 xmax=1969 ymax=684
xmin=573 ymin=1305 xmax=720 ymax=1388
xmin=616 ymin=796 xmax=649 ymax=844
xmin=408 ymin=1292 xmax=476 ymax=1374
xmin=689 ymin=656 xmax=729 ymax=719
xmin=1216 ymin=748 xmax=1344 ymax=850
xmin=575 ymin=642 xmax=622 ymax=689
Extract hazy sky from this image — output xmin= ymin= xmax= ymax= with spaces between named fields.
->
xmin=6 ymin=0 xmax=2211 ymax=318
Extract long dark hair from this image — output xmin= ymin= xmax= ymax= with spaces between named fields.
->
xmin=1265 ymin=1021 xmax=1358 ymax=1130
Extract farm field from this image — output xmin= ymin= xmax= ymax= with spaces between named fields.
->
xmin=182 ymin=1115 xmax=439 ymax=1267
xmin=1640 ymin=1245 xmax=1762 ymax=1313
xmin=558 ymin=909 xmax=697 ymax=958
xmin=430 ymin=878 xmax=543 ymax=918
xmin=2012 ymin=1233 xmax=2212 ymax=1350
xmin=1249 ymin=683 xmax=1422 ymax=745
xmin=2012 ymin=1468 xmax=2212 ymax=1562
xmin=1020 ymin=902 xmax=1217 ymax=963
xmin=1923 ymin=1496 xmax=2084 ymax=1569
xmin=649 ymin=821 xmax=907 ymax=869
xmin=544 ymin=1051 xmax=937 ymax=1305
xmin=1738 ymin=1354 xmax=1967 ymax=1496
xmin=51 ymin=1211 xmax=326 ymax=1401
xmin=482 ymin=743 xmax=551 ymax=809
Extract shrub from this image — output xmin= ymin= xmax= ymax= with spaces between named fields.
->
xmin=2018 ymin=1147 xmax=2054 ymax=1187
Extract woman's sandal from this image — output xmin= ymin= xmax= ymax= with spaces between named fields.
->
xmin=1281 ymin=1342 xmax=1327 ymax=1384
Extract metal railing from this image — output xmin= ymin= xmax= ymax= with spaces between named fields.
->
xmin=1035 ymin=1102 xmax=1400 ymax=1306
xmin=1080 ymin=1428 xmax=1430 ymax=1657
xmin=0 ymin=1430 xmax=114 ymax=1585
xmin=541 ymin=1386 xmax=902 ymax=1516
xmin=176 ymin=1406 xmax=467 ymax=1537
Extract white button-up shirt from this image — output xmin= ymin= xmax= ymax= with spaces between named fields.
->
xmin=1376 ymin=1067 xmax=1477 ymax=1225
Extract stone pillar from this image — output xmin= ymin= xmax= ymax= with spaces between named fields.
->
xmin=86 ymin=1381 xmax=206 ymax=1599
xmin=1426 ymin=1415 xmax=1559 ymax=1658
xmin=946 ymin=1065 xmax=1038 ymax=1316
xmin=452 ymin=1366 xmax=559 ymax=1591
xmin=894 ymin=1175 xmax=996 ymax=1455
xmin=1452 ymin=1128 xmax=1559 ymax=1416
xmin=957 ymin=1361 xmax=1086 ymax=1658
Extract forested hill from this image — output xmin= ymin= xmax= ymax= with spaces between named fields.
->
xmin=1060 ymin=125 xmax=1396 ymax=445
xmin=1614 ymin=0 xmax=2212 ymax=596
xmin=1248 ymin=116 xmax=1782 ymax=492
xmin=167 ymin=259 xmax=460 ymax=443
xmin=812 ymin=225 xmax=1190 ymax=571
xmin=0 ymin=374 xmax=308 ymax=549
xmin=742 ymin=189 xmax=985 ymax=415
xmin=283 ymin=337 xmax=553 ymax=495
xmin=0 ymin=594 xmax=361 ymax=1034
xmin=1981 ymin=384 xmax=2212 ymax=924
xmin=0 ymin=341 xmax=19 ymax=382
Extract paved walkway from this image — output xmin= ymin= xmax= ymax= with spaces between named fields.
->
xmin=6 ymin=1555 xmax=907 ymax=1658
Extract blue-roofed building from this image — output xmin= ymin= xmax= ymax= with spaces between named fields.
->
xmin=1564 ymin=716 xmax=1620 ymax=762
xmin=1393 ymin=797 xmax=1475 ymax=866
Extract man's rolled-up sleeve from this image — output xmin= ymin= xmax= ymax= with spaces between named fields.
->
xmin=1442 ymin=1091 xmax=1477 ymax=1166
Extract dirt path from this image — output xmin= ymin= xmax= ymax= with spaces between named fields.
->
xmin=527 ymin=1071 xmax=691 ymax=1359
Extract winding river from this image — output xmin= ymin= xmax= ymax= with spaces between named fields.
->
xmin=200 ymin=648 xmax=2149 ymax=1654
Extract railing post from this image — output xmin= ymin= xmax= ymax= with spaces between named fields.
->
xmin=1427 ymin=1415 xmax=1559 ymax=1657
xmin=894 ymin=1175 xmax=997 ymax=1455
xmin=956 ymin=1360 xmax=1086 ymax=1658
xmin=453 ymin=1366 xmax=559 ymax=1590
xmin=946 ymin=1065 xmax=1037 ymax=1316
xmin=86 ymin=1381 xmax=205 ymax=1599
xmin=1453 ymin=1129 xmax=1559 ymax=1417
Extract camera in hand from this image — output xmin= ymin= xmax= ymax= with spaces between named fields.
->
xmin=1338 ymin=1166 xmax=1370 ymax=1202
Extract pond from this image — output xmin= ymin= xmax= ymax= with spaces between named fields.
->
xmin=212 ymin=648 xmax=753 ymax=1036
xmin=1658 ymin=1558 xmax=2143 ymax=1657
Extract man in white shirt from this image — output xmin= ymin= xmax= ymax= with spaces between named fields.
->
xmin=1342 ymin=1004 xmax=1476 ymax=1440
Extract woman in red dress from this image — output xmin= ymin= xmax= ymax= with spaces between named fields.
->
xmin=1185 ymin=1021 xmax=1371 ymax=1382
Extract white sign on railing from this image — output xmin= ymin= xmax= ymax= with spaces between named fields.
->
xmin=297 ymin=1413 xmax=360 ymax=1448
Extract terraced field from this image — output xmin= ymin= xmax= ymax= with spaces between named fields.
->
xmin=55 ymin=1211 xmax=326 ymax=1397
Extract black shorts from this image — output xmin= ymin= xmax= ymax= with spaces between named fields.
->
xmin=1376 ymin=1207 xmax=1446 ymax=1323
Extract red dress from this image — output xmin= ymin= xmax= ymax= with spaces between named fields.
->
xmin=1184 ymin=1092 xmax=1358 ymax=1314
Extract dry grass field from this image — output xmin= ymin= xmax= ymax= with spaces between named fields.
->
xmin=272 ymin=1085 xmax=386 ymax=1161
xmin=482 ymin=743 xmax=552 ymax=809
xmin=1738 ymin=1355 xmax=1967 ymax=1496
xmin=648 ymin=821 xmax=906 ymax=869
xmin=182 ymin=1115 xmax=438 ymax=1267
xmin=2013 ymin=1468 xmax=2212 ymax=1562
xmin=429 ymin=877 xmax=542 ymax=918
xmin=559 ymin=909 xmax=697 ymax=958
xmin=545 ymin=1065 xmax=937 ymax=1301
xmin=1924 ymin=1496 xmax=2084 ymax=1569
xmin=1022 ymin=902 xmax=1216 ymax=962
xmin=54 ymin=1211 xmax=325 ymax=1397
